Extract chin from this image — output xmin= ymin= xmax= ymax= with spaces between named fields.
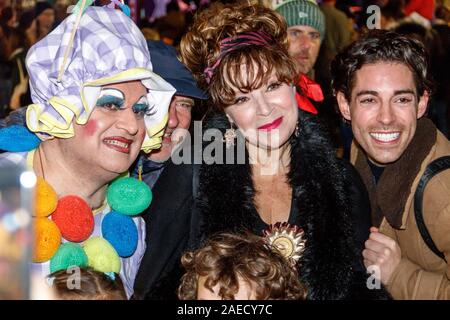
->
xmin=100 ymin=156 xmax=135 ymax=175
xmin=367 ymin=149 xmax=404 ymax=166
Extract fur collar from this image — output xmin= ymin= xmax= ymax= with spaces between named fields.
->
xmin=195 ymin=110 xmax=357 ymax=299
xmin=354 ymin=118 xmax=437 ymax=229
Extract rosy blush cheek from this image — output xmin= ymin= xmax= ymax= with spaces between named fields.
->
xmin=81 ymin=119 xmax=98 ymax=137
xmin=139 ymin=129 xmax=147 ymax=142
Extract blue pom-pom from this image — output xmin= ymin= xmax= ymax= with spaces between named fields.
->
xmin=101 ymin=211 xmax=138 ymax=258
xmin=120 ymin=4 xmax=131 ymax=17
xmin=0 ymin=125 xmax=40 ymax=152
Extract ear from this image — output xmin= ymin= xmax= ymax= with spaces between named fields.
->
xmin=336 ymin=91 xmax=352 ymax=121
xmin=417 ymin=90 xmax=429 ymax=119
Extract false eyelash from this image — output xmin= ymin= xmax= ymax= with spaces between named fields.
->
xmin=143 ymin=104 xmax=157 ymax=116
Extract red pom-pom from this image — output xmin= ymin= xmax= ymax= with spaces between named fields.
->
xmin=52 ymin=195 xmax=94 ymax=242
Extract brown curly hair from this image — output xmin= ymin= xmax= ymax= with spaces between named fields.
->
xmin=177 ymin=232 xmax=306 ymax=300
xmin=180 ymin=2 xmax=297 ymax=109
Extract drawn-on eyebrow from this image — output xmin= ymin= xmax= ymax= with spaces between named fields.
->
xmin=99 ymin=88 xmax=125 ymax=99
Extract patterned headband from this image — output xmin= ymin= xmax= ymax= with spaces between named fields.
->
xmin=203 ymin=31 xmax=274 ymax=84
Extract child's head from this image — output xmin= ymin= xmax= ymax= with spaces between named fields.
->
xmin=178 ymin=233 xmax=306 ymax=300
xmin=49 ymin=267 xmax=126 ymax=300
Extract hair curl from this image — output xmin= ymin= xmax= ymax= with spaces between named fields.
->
xmin=331 ymin=29 xmax=433 ymax=101
xmin=177 ymin=232 xmax=306 ymax=300
xmin=180 ymin=2 xmax=297 ymax=109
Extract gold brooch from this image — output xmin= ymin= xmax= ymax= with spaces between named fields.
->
xmin=263 ymin=222 xmax=306 ymax=266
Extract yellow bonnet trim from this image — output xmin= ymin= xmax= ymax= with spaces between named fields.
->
xmin=26 ymin=98 xmax=79 ymax=138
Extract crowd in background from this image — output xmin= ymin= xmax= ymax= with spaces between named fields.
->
xmin=0 ymin=0 xmax=448 ymax=158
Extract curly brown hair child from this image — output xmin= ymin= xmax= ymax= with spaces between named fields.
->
xmin=178 ymin=233 xmax=306 ymax=300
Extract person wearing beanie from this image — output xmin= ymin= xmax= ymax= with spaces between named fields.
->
xmin=275 ymin=0 xmax=325 ymax=76
xmin=274 ymin=0 xmax=326 ymax=116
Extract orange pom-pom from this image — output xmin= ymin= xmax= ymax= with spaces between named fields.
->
xmin=52 ymin=195 xmax=94 ymax=242
xmin=34 ymin=177 xmax=58 ymax=217
xmin=33 ymin=218 xmax=61 ymax=263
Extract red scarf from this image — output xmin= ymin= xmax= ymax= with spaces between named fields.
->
xmin=295 ymin=74 xmax=324 ymax=115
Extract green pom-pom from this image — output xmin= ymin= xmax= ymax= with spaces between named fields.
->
xmin=107 ymin=177 xmax=152 ymax=216
xmin=83 ymin=237 xmax=121 ymax=273
xmin=50 ymin=243 xmax=88 ymax=273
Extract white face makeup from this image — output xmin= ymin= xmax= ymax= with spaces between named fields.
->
xmin=96 ymin=88 xmax=152 ymax=119
xmin=64 ymin=81 xmax=148 ymax=175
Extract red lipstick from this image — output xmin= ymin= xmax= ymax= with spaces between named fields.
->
xmin=103 ymin=136 xmax=133 ymax=154
xmin=258 ymin=116 xmax=284 ymax=131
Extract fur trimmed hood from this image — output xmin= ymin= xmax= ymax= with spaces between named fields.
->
xmin=192 ymin=110 xmax=360 ymax=300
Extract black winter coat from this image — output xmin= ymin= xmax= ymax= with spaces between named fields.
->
xmin=133 ymin=110 xmax=391 ymax=300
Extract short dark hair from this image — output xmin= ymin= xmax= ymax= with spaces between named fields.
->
xmin=331 ymin=30 xmax=433 ymax=101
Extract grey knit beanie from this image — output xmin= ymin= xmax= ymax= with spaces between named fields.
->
xmin=275 ymin=0 xmax=325 ymax=41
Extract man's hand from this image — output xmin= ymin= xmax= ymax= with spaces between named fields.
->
xmin=363 ymin=227 xmax=402 ymax=285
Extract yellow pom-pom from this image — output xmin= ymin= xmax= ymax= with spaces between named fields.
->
xmin=83 ymin=237 xmax=121 ymax=273
xmin=33 ymin=218 xmax=61 ymax=263
xmin=34 ymin=177 xmax=58 ymax=217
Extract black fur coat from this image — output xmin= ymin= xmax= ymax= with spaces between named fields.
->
xmin=189 ymin=110 xmax=390 ymax=300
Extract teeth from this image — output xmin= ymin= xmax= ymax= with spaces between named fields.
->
xmin=370 ymin=132 xmax=400 ymax=142
xmin=105 ymin=140 xmax=129 ymax=149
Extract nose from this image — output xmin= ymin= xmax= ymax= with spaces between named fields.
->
xmin=298 ymin=35 xmax=311 ymax=50
xmin=167 ymin=103 xmax=179 ymax=130
xmin=256 ymin=94 xmax=273 ymax=117
xmin=376 ymin=102 xmax=396 ymax=126
xmin=116 ymin=107 xmax=139 ymax=136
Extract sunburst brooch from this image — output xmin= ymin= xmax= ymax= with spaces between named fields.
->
xmin=263 ymin=222 xmax=306 ymax=266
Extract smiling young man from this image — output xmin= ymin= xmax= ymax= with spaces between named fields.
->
xmin=332 ymin=30 xmax=450 ymax=299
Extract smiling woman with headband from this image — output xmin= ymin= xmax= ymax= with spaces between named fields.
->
xmin=133 ymin=1 xmax=391 ymax=300
xmin=0 ymin=2 xmax=175 ymax=299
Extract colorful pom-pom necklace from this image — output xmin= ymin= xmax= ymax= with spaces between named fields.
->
xmin=33 ymin=147 xmax=152 ymax=274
